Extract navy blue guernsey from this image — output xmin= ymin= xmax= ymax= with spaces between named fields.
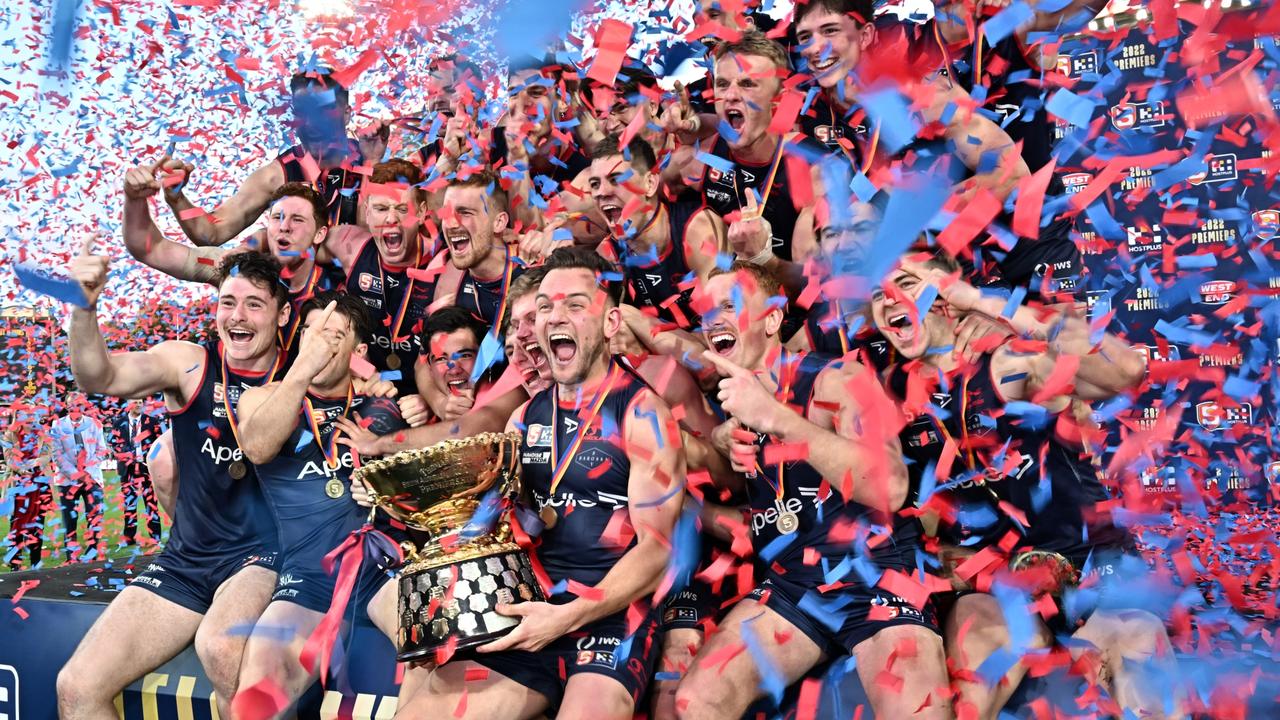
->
xmin=276 ymin=143 xmax=363 ymax=227
xmin=166 ymin=343 xmax=278 ymax=563
xmin=253 ymin=393 xmax=407 ymax=562
xmin=344 ymin=240 xmax=435 ymax=395
xmin=612 ymin=198 xmax=704 ymax=329
xmin=518 ymin=363 xmax=650 ymax=599
xmin=699 ymin=135 xmax=802 ymax=262
xmin=799 ymin=95 xmax=869 ymax=169
xmin=887 ymin=353 xmax=1127 ymax=562
xmin=741 ymin=353 xmax=914 ymax=586
xmin=453 ymin=259 xmax=524 ymax=331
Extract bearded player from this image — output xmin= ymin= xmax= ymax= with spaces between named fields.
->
xmin=59 ymin=249 xmax=285 ymax=719
xmin=395 ymin=247 xmax=685 ymax=719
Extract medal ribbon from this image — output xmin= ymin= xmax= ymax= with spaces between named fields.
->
xmin=220 ymin=347 xmax=285 ymax=454
xmin=280 ymin=263 xmax=325 ymax=351
xmin=548 ymin=364 xmax=622 ymax=496
xmin=378 ymin=263 xmax=417 ymax=344
xmin=488 ymin=248 xmax=519 ymax=335
xmin=302 ymin=384 xmax=354 ymax=470
xmin=757 ymin=352 xmax=798 ymax=505
xmin=732 ymin=137 xmax=786 ymax=214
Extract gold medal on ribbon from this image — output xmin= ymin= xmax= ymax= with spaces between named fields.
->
xmin=325 ymin=478 xmax=345 ymax=499
xmin=386 ymin=353 xmax=402 ymax=370
xmin=539 ymin=505 xmax=558 ymax=530
xmin=228 ymin=460 xmax=247 ymax=480
xmin=775 ymin=510 xmax=799 ymax=535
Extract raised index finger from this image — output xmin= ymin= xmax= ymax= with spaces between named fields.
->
xmin=701 ymin=349 xmax=750 ymax=378
xmin=80 ymin=235 xmax=96 ymax=257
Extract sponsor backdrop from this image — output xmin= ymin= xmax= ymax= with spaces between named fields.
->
xmin=1058 ymin=15 xmax=1279 ymax=502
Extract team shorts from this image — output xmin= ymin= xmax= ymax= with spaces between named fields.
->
xmin=473 ymin=607 xmax=662 ymax=710
xmin=748 ymin=572 xmax=938 ymax=656
xmin=131 ymin=546 xmax=279 ymax=614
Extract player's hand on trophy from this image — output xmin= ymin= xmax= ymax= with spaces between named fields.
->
xmin=348 ymin=474 xmax=375 ymax=508
xmin=294 ymin=300 xmax=342 ymax=379
xmin=334 ymin=415 xmax=387 ymax=458
xmin=70 ymin=236 xmax=110 ymax=309
xmin=477 ymin=601 xmax=577 ymax=654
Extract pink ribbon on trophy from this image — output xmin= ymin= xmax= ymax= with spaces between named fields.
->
xmin=300 ymin=525 xmax=403 ymax=685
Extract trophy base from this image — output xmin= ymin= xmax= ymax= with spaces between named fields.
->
xmin=397 ymin=546 xmax=544 ymax=664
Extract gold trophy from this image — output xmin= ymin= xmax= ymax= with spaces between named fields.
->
xmin=353 ymin=432 xmax=544 ymax=662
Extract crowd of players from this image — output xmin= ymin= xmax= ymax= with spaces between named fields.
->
xmin=48 ymin=1 xmax=1187 ymax=718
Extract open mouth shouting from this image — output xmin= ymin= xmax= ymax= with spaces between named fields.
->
xmin=724 ymin=108 xmax=746 ymax=132
xmin=547 ymin=332 xmax=578 ymax=367
xmin=380 ymin=229 xmax=406 ymax=257
xmin=707 ymin=329 xmax=738 ymax=357
xmin=225 ymin=326 xmax=256 ymax=348
xmin=445 ymin=228 xmax=472 ymax=258
xmin=598 ymin=200 xmax=623 ymax=224
xmin=882 ymin=310 xmax=916 ymax=344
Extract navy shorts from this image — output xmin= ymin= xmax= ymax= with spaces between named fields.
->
xmin=473 ymin=607 xmax=662 ymax=709
xmin=271 ymin=555 xmax=394 ymax=613
xmin=748 ymin=573 xmax=938 ymax=656
xmin=131 ymin=547 xmax=279 ymax=615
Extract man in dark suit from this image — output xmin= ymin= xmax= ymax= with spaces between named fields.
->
xmin=111 ymin=400 xmax=164 ymax=546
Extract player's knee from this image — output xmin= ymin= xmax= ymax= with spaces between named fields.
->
xmin=560 ymin=685 xmax=633 ymax=720
xmin=673 ymin=672 xmax=732 ymax=720
xmin=194 ymin=631 xmax=241 ymax=693
xmin=56 ymin=657 xmax=103 ymax=712
xmin=1106 ymin=609 xmax=1168 ymax=660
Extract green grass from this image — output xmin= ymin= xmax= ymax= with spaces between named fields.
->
xmin=1 ymin=470 xmax=169 ymax=572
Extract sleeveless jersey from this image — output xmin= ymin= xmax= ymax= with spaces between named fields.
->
xmin=738 ymin=353 xmax=915 ymax=586
xmin=454 ymin=257 xmax=524 ymax=331
xmin=252 ymin=392 xmax=406 ymax=560
xmin=344 ymin=240 xmax=436 ymax=394
xmin=611 ymin=199 xmax=704 ymax=329
xmin=887 ymin=353 xmax=1127 ymax=560
xmin=166 ymin=343 xmax=278 ymax=563
xmin=699 ymin=135 xmax=803 ymax=262
xmin=275 ymin=143 xmax=363 ymax=227
xmin=518 ymin=363 xmax=650 ymax=597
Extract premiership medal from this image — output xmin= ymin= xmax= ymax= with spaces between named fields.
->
xmin=539 ymin=505 xmax=559 ymax=530
xmin=776 ymin=510 xmax=799 ymax=535
xmin=228 ymin=460 xmax=247 ymax=480
xmin=325 ymin=478 xmax=345 ymax=499
xmin=386 ymin=352 xmax=402 ymax=370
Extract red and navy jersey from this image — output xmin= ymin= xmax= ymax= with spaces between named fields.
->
xmin=699 ymin=135 xmax=802 ymax=262
xmin=742 ymin=352 xmax=915 ymax=585
xmin=453 ymin=260 xmax=525 ymax=331
xmin=344 ymin=240 xmax=436 ymax=395
xmin=166 ymin=343 xmax=279 ymax=563
xmin=887 ymin=352 xmax=1128 ymax=560
xmin=517 ymin=363 xmax=650 ymax=597
xmin=611 ymin=198 xmax=704 ymax=329
xmin=251 ymin=393 xmax=406 ymax=562
xmin=275 ymin=142 xmax=363 ymax=227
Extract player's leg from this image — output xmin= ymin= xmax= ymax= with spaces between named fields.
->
xmin=675 ymin=598 xmax=827 ymax=720
xmin=652 ymin=627 xmax=703 ymax=720
xmin=194 ymin=562 xmax=277 ymax=718
xmin=56 ymin=586 xmax=203 ymax=720
xmin=852 ymin=624 xmax=951 ymax=719
xmin=232 ymin=599 xmax=326 ymax=719
xmin=1073 ymin=609 xmax=1186 ymax=719
xmin=393 ymin=659 xmax=551 ymax=720
xmin=946 ymin=592 xmax=1052 ymax=720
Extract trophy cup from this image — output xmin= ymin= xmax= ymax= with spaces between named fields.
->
xmin=353 ymin=431 xmax=545 ymax=662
